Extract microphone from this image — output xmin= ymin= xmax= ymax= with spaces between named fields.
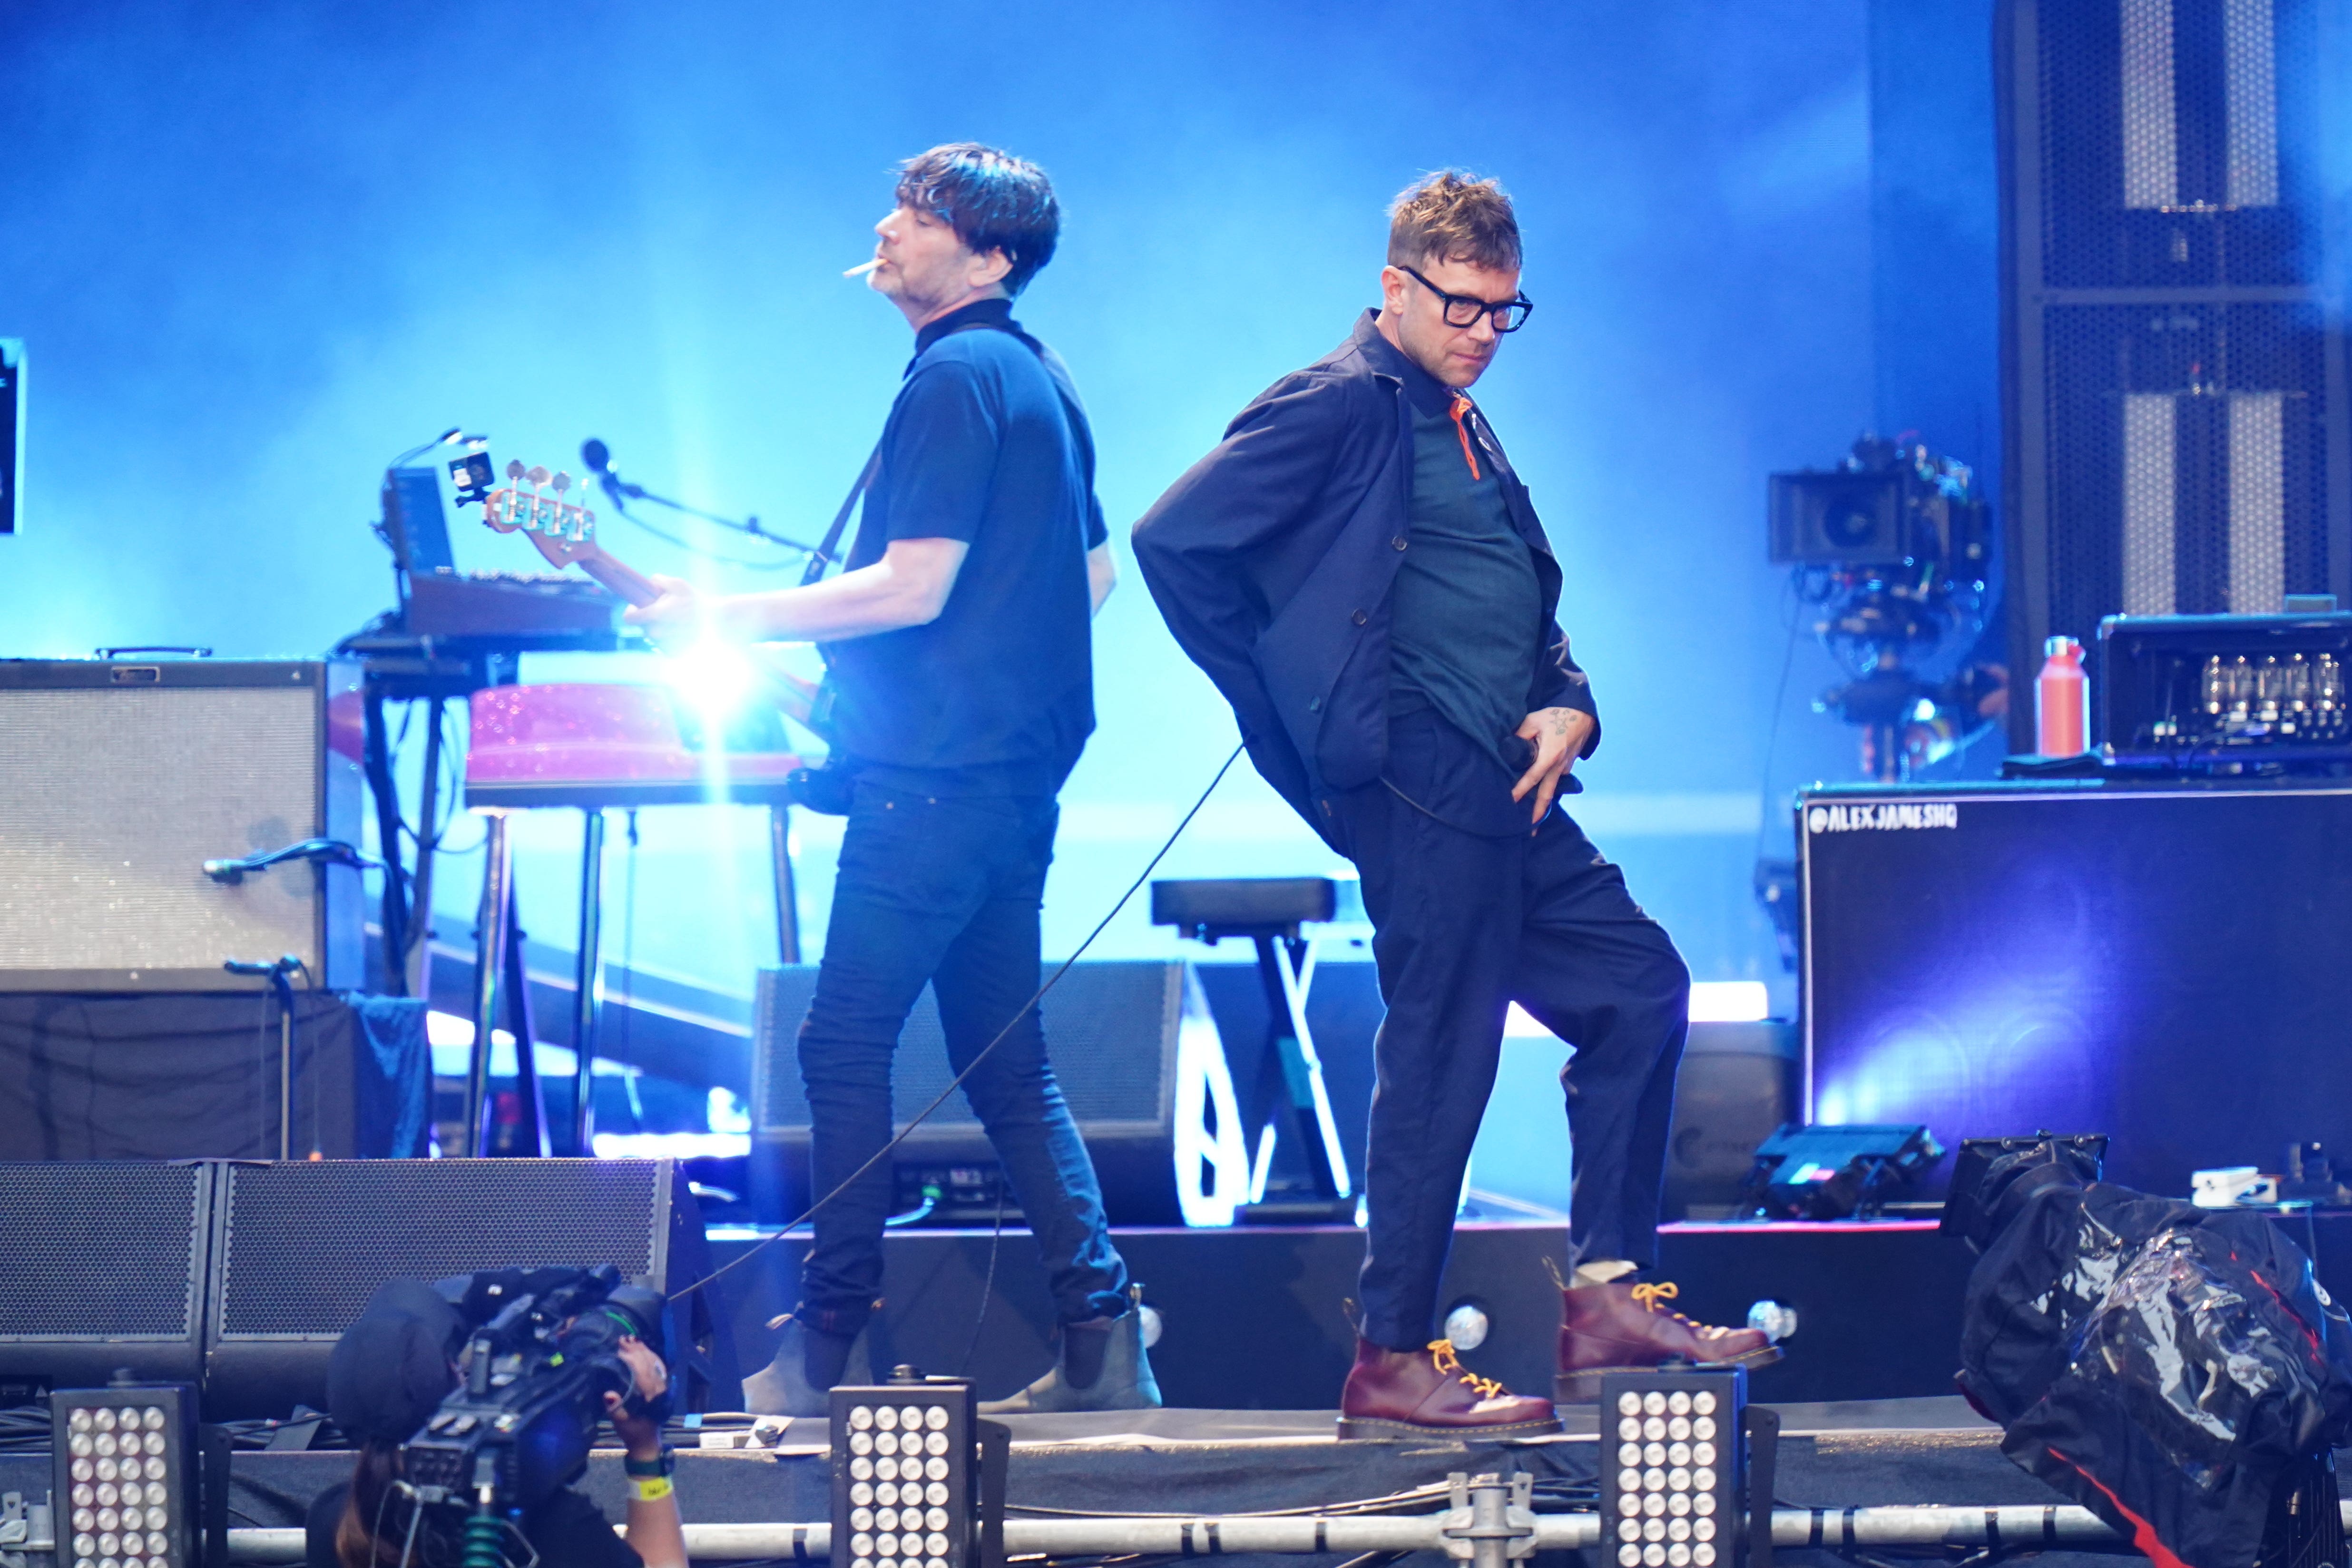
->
xmin=223 ymin=955 xmax=301 ymax=977
xmin=582 ymin=438 xmax=633 ymax=506
xmin=582 ymin=439 xmax=650 ymax=504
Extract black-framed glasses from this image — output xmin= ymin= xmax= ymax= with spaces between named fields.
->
xmin=1398 ymin=265 xmax=1534 ymax=333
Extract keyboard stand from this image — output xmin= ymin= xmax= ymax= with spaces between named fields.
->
xmin=1150 ymin=877 xmax=1354 ymax=1221
xmin=463 ymin=777 xmax=803 ymax=1157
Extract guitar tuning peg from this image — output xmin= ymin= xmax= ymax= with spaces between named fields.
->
xmin=504 ymin=460 xmax=526 ymax=480
xmin=526 ymin=465 xmax=550 ymax=487
xmin=551 ymin=471 xmax=572 ymax=494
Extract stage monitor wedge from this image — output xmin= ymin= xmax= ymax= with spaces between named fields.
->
xmin=203 ymin=1158 xmax=727 ymax=1419
xmin=752 ymin=960 xmax=1249 ymax=1227
xmin=0 ymin=1161 xmax=214 ymax=1396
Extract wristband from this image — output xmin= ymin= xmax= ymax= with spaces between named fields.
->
xmin=623 ymin=1449 xmax=676 ymax=1478
xmin=630 ymin=1474 xmax=675 ymax=1503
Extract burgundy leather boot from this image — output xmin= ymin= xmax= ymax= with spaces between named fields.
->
xmin=1337 ymin=1337 xmax=1561 ymax=1440
xmin=1556 ymin=1280 xmax=1779 ymax=1403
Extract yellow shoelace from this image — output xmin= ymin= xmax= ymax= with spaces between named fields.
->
xmin=1631 ymin=1280 xmax=1729 ymax=1337
xmin=1427 ymin=1338 xmax=1505 ymax=1400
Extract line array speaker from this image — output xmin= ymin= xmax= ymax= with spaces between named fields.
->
xmin=0 ymin=1162 xmax=213 ymax=1397
xmin=0 ymin=1159 xmax=728 ymax=1419
xmin=751 ymin=960 xmax=1249 ymax=1227
xmin=1998 ymin=0 xmax=2352 ymax=746
xmin=0 ymin=659 xmax=363 ymax=990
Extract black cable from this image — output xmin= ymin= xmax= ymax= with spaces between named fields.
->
xmin=1754 ymin=569 xmax=1808 ymax=868
xmin=617 ymin=808 xmax=640 ymax=1123
xmin=958 ymin=1188 xmax=1009 ymax=1376
xmin=671 ymin=742 xmax=1248 ymax=1301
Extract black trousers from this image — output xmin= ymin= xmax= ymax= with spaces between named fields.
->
xmin=1332 ymin=709 xmax=1690 ymax=1352
xmin=793 ymin=780 xmax=1129 ymax=1336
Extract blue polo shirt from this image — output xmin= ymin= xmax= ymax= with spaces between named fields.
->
xmin=818 ymin=298 xmax=1108 ymax=796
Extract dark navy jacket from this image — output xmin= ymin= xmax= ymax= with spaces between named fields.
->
xmin=1131 ymin=311 xmax=1597 ymax=851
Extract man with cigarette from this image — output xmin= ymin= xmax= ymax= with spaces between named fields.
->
xmin=628 ymin=143 xmax=1150 ymax=1413
xmin=1132 ymin=172 xmax=1774 ymax=1436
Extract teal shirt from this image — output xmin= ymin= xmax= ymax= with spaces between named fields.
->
xmin=1388 ymin=384 xmax=1542 ymax=772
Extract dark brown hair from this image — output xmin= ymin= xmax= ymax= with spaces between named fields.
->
xmin=1387 ymin=171 xmax=1522 ymax=274
xmin=895 ymin=143 xmax=1060 ymax=295
xmin=335 ymin=1442 xmax=462 ymax=1568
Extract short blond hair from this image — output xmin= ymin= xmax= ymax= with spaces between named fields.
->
xmin=1387 ymin=171 xmax=1521 ymax=273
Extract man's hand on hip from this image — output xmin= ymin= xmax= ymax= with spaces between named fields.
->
xmin=1511 ymin=706 xmax=1596 ymax=826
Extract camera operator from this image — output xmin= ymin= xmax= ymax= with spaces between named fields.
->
xmin=304 ymin=1279 xmax=687 ymax=1568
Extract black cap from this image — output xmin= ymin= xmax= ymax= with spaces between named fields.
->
xmin=326 ymin=1279 xmax=465 ymax=1445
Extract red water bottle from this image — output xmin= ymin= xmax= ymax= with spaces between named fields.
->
xmin=2036 ymin=635 xmax=2090 ymax=757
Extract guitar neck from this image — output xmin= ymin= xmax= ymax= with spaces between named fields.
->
xmin=573 ymin=549 xmax=663 ymax=609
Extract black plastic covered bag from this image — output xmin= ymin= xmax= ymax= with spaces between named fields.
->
xmin=1958 ymin=1175 xmax=2352 ymax=1568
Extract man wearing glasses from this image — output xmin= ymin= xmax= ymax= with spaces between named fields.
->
xmin=1133 ymin=172 xmax=1774 ymax=1437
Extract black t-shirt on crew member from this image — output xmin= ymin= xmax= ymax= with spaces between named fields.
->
xmin=304 ymin=1481 xmax=641 ymax=1568
xmin=817 ymin=297 xmax=1109 ymax=799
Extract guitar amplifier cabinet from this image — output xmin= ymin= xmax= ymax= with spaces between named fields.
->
xmin=1800 ymin=782 xmax=2352 ymax=1197
xmin=0 ymin=659 xmax=362 ymax=990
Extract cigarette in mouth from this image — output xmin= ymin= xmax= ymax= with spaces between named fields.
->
xmin=843 ymin=259 xmax=881 ymax=277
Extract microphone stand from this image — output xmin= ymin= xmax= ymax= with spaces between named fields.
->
xmin=225 ymin=956 xmax=304 ymax=1158
xmin=589 ymin=451 xmax=833 ymax=564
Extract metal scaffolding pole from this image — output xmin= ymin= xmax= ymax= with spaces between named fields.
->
xmin=215 ymin=1499 xmax=2189 ymax=1564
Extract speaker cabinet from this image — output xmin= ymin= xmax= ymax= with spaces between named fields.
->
xmin=1998 ymin=0 xmax=2352 ymax=746
xmin=0 ymin=1162 xmax=215 ymax=1394
xmin=0 ymin=659 xmax=363 ymax=990
xmin=201 ymin=1159 xmax=725 ymax=1418
xmin=752 ymin=960 xmax=1248 ymax=1227
xmin=1662 ymin=1023 xmax=1800 ymax=1220
xmin=1801 ymin=782 xmax=2352 ymax=1197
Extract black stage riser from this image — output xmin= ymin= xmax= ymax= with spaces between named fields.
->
xmin=710 ymin=1221 xmax=1568 ymax=1410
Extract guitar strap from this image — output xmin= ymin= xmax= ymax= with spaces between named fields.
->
xmin=801 ymin=315 xmax=1090 ymax=590
xmin=800 ymin=443 xmax=883 ymax=588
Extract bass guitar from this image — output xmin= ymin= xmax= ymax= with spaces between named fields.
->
xmin=476 ymin=460 xmax=820 ymax=724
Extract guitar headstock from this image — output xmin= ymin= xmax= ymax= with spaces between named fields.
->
xmin=481 ymin=460 xmax=600 ymax=569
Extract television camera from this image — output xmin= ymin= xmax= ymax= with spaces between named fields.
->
xmin=399 ymin=1266 xmax=672 ymax=1532
xmin=1769 ymin=434 xmax=2005 ymax=782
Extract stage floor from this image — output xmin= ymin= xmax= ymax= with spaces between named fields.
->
xmin=4 ymin=1397 xmax=2138 ymax=1567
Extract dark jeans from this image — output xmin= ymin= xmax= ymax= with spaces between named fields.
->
xmin=794 ymin=781 xmax=1128 ymax=1336
xmin=1332 ymin=712 xmax=1691 ymax=1352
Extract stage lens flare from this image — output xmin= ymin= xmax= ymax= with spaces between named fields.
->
xmin=662 ymin=638 xmax=759 ymax=717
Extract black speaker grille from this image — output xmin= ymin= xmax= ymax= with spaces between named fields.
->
xmin=2038 ymin=0 xmax=2319 ymax=290
xmin=753 ymin=961 xmax=1181 ymax=1134
xmin=2042 ymin=299 xmax=2333 ymax=636
xmin=0 ymin=1162 xmax=204 ymax=1340
xmin=215 ymin=1159 xmax=663 ymax=1339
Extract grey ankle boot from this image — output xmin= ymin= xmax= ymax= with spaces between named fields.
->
xmin=743 ymin=1314 xmax=873 ymax=1417
xmin=979 ymin=1288 xmax=1161 ymax=1414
